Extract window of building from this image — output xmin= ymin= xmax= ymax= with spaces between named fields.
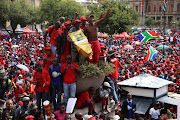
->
xmin=148 ymin=5 xmax=151 ymax=12
xmin=177 ymin=4 xmax=180 ymax=12
xmin=154 ymin=5 xmax=156 ymax=12
xmin=171 ymin=4 xmax=173 ymax=12
xmin=135 ymin=5 xmax=138 ymax=12
xmin=159 ymin=5 xmax=162 ymax=12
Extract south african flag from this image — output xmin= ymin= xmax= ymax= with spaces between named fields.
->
xmin=163 ymin=0 xmax=167 ymax=12
xmin=144 ymin=46 xmax=158 ymax=61
xmin=137 ymin=31 xmax=161 ymax=43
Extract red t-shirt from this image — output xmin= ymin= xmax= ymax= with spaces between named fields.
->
xmin=54 ymin=111 xmax=67 ymax=120
xmin=15 ymin=87 xmax=24 ymax=102
xmin=109 ymin=58 xmax=122 ymax=79
xmin=100 ymin=50 xmax=106 ymax=56
xmin=76 ymin=91 xmax=90 ymax=108
xmin=47 ymin=25 xmax=62 ymax=46
xmin=43 ymin=54 xmax=56 ymax=70
xmin=61 ymin=62 xmax=80 ymax=84
xmin=80 ymin=25 xmax=85 ymax=30
xmin=33 ymin=69 xmax=51 ymax=92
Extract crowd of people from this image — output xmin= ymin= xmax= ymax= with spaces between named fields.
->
xmin=0 ymin=9 xmax=180 ymax=120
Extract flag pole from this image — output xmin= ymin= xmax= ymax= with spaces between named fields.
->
xmin=142 ymin=0 xmax=144 ymax=27
xmin=163 ymin=1 xmax=166 ymax=59
xmin=163 ymin=11 xmax=165 ymax=58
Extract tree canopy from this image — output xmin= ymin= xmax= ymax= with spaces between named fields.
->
xmin=0 ymin=0 xmax=8 ymax=28
xmin=145 ymin=17 xmax=155 ymax=27
xmin=87 ymin=0 xmax=139 ymax=34
xmin=40 ymin=0 xmax=86 ymax=25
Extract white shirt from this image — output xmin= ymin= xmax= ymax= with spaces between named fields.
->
xmin=149 ymin=107 xmax=160 ymax=119
xmin=170 ymin=37 xmax=173 ymax=42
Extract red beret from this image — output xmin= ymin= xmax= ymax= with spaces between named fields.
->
xmin=29 ymin=79 xmax=33 ymax=82
xmin=89 ymin=117 xmax=96 ymax=120
xmin=45 ymin=47 xmax=51 ymax=51
xmin=18 ymin=101 xmax=23 ymax=105
xmin=64 ymin=21 xmax=71 ymax=26
xmin=26 ymin=115 xmax=34 ymax=120
xmin=74 ymin=19 xmax=81 ymax=24
xmin=37 ymin=61 xmax=43 ymax=65
xmin=100 ymin=43 xmax=105 ymax=48
xmin=80 ymin=16 xmax=87 ymax=21
xmin=88 ymin=14 xmax=94 ymax=19
xmin=15 ymin=83 xmax=20 ymax=85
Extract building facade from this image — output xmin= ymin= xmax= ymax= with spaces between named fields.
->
xmin=129 ymin=0 xmax=180 ymax=27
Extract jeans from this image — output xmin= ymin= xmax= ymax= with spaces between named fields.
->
xmin=36 ymin=91 xmax=46 ymax=110
xmin=45 ymin=92 xmax=49 ymax=100
xmin=52 ymin=85 xmax=62 ymax=110
xmin=105 ymin=77 xmax=119 ymax=104
xmin=63 ymin=82 xmax=76 ymax=104
xmin=50 ymin=44 xmax=57 ymax=55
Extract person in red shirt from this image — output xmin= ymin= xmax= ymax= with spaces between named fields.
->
xmin=33 ymin=62 xmax=51 ymax=110
xmin=54 ymin=103 xmax=67 ymax=120
xmin=43 ymin=47 xmax=56 ymax=70
xmin=57 ymin=21 xmax=71 ymax=64
xmin=44 ymin=21 xmax=61 ymax=55
xmin=80 ymin=16 xmax=87 ymax=30
xmin=99 ymin=43 xmax=107 ymax=64
xmin=76 ymin=87 xmax=96 ymax=115
xmin=28 ymin=79 xmax=35 ymax=96
xmin=15 ymin=83 xmax=24 ymax=102
xmin=61 ymin=54 xmax=81 ymax=104
xmin=108 ymin=51 xmax=123 ymax=105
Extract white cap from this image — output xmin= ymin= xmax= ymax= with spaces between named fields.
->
xmin=19 ymin=74 xmax=22 ymax=77
xmin=104 ymin=82 xmax=111 ymax=88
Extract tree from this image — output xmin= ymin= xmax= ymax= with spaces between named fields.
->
xmin=0 ymin=0 xmax=9 ymax=29
xmin=155 ymin=19 xmax=163 ymax=26
xmin=145 ymin=17 xmax=155 ymax=27
xmin=87 ymin=0 xmax=139 ymax=34
xmin=40 ymin=0 xmax=85 ymax=25
xmin=175 ymin=20 xmax=180 ymax=30
xmin=8 ymin=0 xmax=37 ymax=34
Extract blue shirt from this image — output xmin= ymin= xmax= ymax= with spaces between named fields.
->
xmin=48 ymin=64 xmax=63 ymax=87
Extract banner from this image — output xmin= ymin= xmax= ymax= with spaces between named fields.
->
xmin=69 ymin=30 xmax=92 ymax=59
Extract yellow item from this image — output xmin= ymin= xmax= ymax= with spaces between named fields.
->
xmin=68 ymin=30 xmax=92 ymax=59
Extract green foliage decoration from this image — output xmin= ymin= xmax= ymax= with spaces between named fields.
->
xmin=78 ymin=61 xmax=115 ymax=78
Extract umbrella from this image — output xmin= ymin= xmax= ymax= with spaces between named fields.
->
xmin=16 ymin=64 xmax=29 ymax=72
xmin=12 ymin=45 xmax=19 ymax=48
xmin=156 ymin=45 xmax=170 ymax=50
xmin=98 ymin=33 xmax=108 ymax=38
xmin=132 ymin=41 xmax=141 ymax=45
xmin=124 ymin=45 xmax=134 ymax=49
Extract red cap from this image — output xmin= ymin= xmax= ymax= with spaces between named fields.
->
xmin=45 ymin=47 xmax=51 ymax=51
xmin=80 ymin=16 xmax=87 ymax=21
xmin=74 ymin=19 xmax=81 ymax=24
xmin=64 ymin=21 xmax=71 ymax=26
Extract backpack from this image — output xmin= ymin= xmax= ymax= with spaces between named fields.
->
xmin=49 ymin=25 xmax=55 ymax=37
